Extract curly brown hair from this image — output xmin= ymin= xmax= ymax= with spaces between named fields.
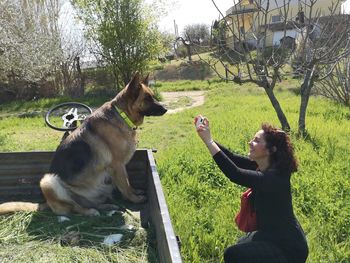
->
xmin=261 ymin=123 xmax=298 ymax=174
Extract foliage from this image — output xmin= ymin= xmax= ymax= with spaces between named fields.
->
xmin=155 ymin=61 xmax=213 ymax=81
xmin=72 ymin=0 xmax=165 ymax=88
xmin=158 ymin=31 xmax=176 ymax=58
xmin=183 ymin=24 xmax=210 ymax=46
xmin=211 ymin=19 xmax=226 ymax=49
xmin=0 ymin=0 xmax=87 ymax=101
xmin=0 ymin=0 xmax=61 ymax=82
xmin=0 ymin=0 xmax=61 ymax=99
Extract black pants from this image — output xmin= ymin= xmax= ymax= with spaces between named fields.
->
xmin=224 ymin=232 xmax=288 ymax=263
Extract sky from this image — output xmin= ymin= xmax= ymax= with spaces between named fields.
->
xmin=156 ymin=0 xmax=235 ymax=34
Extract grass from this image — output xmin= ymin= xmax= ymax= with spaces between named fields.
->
xmin=0 ymin=210 xmax=157 ymax=263
xmin=153 ymin=78 xmax=259 ymax=92
xmin=0 ymin=203 xmax=157 ymax=262
xmin=138 ymin=83 xmax=350 ymax=262
xmin=0 ymin=79 xmax=350 ymax=262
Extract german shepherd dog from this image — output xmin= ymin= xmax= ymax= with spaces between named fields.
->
xmin=0 ymin=72 xmax=167 ymax=216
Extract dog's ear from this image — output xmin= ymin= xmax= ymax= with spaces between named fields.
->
xmin=128 ymin=71 xmax=140 ymax=88
xmin=127 ymin=72 xmax=141 ymax=99
xmin=142 ymin=74 xmax=149 ymax=86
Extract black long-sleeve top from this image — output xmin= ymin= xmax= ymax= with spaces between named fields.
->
xmin=213 ymin=142 xmax=308 ymax=262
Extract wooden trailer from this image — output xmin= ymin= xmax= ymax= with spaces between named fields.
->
xmin=0 ymin=149 xmax=182 ymax=263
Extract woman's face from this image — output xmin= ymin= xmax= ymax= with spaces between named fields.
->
xmin=248 ymin=130 xmax=270 ymax=161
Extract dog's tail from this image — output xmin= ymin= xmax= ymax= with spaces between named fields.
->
xmin=0 ymin=202 xmax=49 ymax=215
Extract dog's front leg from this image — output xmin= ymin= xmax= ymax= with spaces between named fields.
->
xmin=111 ymin=163 xmax=146 ymax=203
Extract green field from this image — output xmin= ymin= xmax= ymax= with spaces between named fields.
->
xmin=0 ymin=79 xmax=349 ymax=262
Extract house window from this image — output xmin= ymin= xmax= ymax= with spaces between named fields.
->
xmin=272 ymin=15 xmax=281 ymax=23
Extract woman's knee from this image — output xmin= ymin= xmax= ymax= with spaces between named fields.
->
xmin=224 ymin=245 xmax=239 ymax=263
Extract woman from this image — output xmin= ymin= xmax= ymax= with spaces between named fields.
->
xmin=194 ymin=115 xmax=308 ymax=263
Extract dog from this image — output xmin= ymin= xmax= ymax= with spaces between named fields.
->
xmin=0 ymin=72 xmax=167 ymax=216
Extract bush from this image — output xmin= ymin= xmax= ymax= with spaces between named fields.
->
xmin=155 ymin=61 xmax=213 ymax=81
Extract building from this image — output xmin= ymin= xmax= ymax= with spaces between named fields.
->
xmin=223 ymin=0 xmax=350 ymax=50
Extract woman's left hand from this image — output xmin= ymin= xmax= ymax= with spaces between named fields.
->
xmin=194 ymin=115 xmax=212 ymax=145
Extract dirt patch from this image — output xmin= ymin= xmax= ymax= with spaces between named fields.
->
xmin=161 ymin=91 xmax=205 ymax=114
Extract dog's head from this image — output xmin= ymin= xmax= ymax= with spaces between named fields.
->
xmin=115 ymin=72 xmax=167 ymax=126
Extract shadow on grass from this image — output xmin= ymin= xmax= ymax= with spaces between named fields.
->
xmin=0 ymin=134 xmax=6 ymax=147
xmin=24 ymin=195 xmax=158 ymax=262
xmin=296 ymin=129 xmax=321 ymax=152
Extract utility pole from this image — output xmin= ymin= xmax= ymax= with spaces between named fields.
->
xmin=174 ymin=19 xmax=178 ymax=37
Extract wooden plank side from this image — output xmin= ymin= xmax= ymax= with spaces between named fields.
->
xmin=0 ymin=151 xmax=55 ymax=164
xmin=146 ymin=150 xmax=182 ymax=263
xmin=0 ymin=151 xmax=53 ymax=202
xmin=0 ymin=151 xmax=149 ymax=199
xmin=0 ymin=165 xmax=50 ymax=178
xmin=0 ymin=185 xmax=44 ymax=202
xmin=0 ymin=174 xmax=42 ymax=186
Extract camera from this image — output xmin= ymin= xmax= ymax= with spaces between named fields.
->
xmin=195 ymin=116 xmax=204 ymax=128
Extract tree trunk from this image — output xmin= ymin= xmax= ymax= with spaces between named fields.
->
xmin=61 ymin=63 xmax=71 ymax=96
xmin=111 ymin=65 xmax=121 ymax=91
xmin=177 ymin=37 xmax=192 ymax=62
xmin=264 ymin=86 xmax=291 ymax=131
xmin=74 ymin=56 xmax=84 ymax=97
xmin=186 ymin=45 xmax=192 ymax=61
xmin=298 ymin=65 xmax=315 ymax=134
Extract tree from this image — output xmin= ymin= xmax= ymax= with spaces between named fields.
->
xmin=0 ymin=0 xmax=62 ymax=98
xmin=206 ymin=0 xmax=350 ymax=133
xmin=205 ymin=0 xmax=295 ymax=130
xmin=211 ymin=19 xmax=226 ymax=49
xmin=174 ymin=23 xmax=211 ymax=62
xmin=315 ymin=56 xmax=350 ymax=107
xmin=183 ymin=24 xmax=210 ymax=46
xmin=0 ymin=0 xmax=87 ymax=99
xmin=72 ymin=0 xmax=165 ymax=89
xmin=58 ymin=1 xmax=86 ymax=97
xmin=175 ymin=36 xmax=194 ymax=61
xmin=292 ymin=1 xmax=350 ymax=133
xmin=158 ymin=31 xmax=175 ymax=59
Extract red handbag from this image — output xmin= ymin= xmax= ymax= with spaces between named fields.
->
xmin=235 ymin=188 xmax=257 ymax=232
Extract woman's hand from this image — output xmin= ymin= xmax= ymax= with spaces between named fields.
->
xmin=194 ymin=115 xmax=220 ymax=156
xmin=194 ymin=115 xmax=213 ymax=146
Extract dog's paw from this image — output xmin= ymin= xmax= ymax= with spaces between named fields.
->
xmin=133 ymin=189 xmax=146 ymax=195
xmin=97 ymin=204 xmax=120 ymax=211
xmin=130 ymin=194 xmax=147 ymax=203
xmin=85 ymin=208 xmax=100 ymax=216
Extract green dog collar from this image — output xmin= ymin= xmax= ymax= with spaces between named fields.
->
xmin=113 ymin=105 xmax=137 ymax=130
